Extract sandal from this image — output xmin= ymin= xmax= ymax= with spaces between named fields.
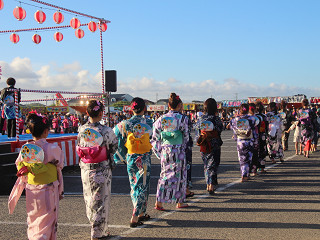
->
xmin=138 ymin=214 xmax=151 ymax=222
xmin=186 ymin=192 xmax=195 ymax=198
xmin=154 ymin=206 xmax=165 ymax=211
xmin=130 ymin=221 xmax=143 ymax=228
xmin=176 ymin=203 xmax=189 ymax=209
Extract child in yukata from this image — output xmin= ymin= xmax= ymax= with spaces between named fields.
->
xmin=8 ymin=112 xmax=64 ymax=240
xmin=286 ymin=120 xmax=302 ymax=155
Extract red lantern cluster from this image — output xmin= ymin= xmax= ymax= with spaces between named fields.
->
xmin=70 ymin=17 xmax=80 ymax=29
xmin=8 ymin=6 xmax=108 ymax=44
xmin=88 ymin=21 xmax=97 ymax=32
xmin=0 ymin=0 xmax=4 ymax=10
xmin=53 ymin=11 xmax=64 ymax=24
xmin=13 ymin=6 xmax=26 ymax=21
xmin=99 ymin=22 xmax=108 ymax=32
xmin=32 ymin=34 xmax=41 ymax=44
xmin=34 ymin=10 xmax=46 ymax=24
xmin=54 ymin=32 xmax=63 ymax=42
xmin=10 ymin=33 xmax=20 ymax=44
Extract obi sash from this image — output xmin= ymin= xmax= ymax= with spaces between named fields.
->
xmin=197 ymin=130 xmax=219 ymax=153
xmin=125 ymin=133 xmax=152 ymax=155
xmin=161 ymin=130 xmax=183 ymax=145
xmin=76 ymin=145 xmax=107 ymax=164
xmin=236 ymin=129 xmax=252 ymax=140
xmin=17 ymin=162 xmax=58 ymax=185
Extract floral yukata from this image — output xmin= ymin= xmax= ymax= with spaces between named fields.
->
xmin=77 ymin=121 xmax=117 ymax=239
xmin=266 ymin=112 xmax=284 ymax=160
xmin=298 ymin=108 xmax=316 ymax=151
xmin=194 ymin=114 xmax=223 ymax=186
xmin=230 ymin=114 xmax=258 ymax=178
xmin=8 ymin=139 xmax=64 ymax=240
xmin=113 ymin=115 xmax=153 ymax=217
xmin=151 ymin=111 xmax=189 ymax=203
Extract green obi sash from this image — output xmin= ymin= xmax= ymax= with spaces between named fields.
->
xmin=161 ymin=130 xmax=183 ymax=145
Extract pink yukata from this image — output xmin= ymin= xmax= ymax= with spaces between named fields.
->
xmin=8 ymin=138 xmax=64 ymax=240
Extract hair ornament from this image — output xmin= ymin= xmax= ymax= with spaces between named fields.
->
xmin=242 ymin=107 xmax=247 ymax=111
xmin=93 ymin=105 xmax=100 ymax=111
xmin=131 ymin=101 xmax=138 ymax=109
xmin=42 ymin=117 xmax=48 ymax=124
xmin=176 ymin=95 xmax=180 ymax=100
xmin=96 ymin=100 xmax=101 ymax=106
xmin=249 ymin=106 xmax=255 ymax=111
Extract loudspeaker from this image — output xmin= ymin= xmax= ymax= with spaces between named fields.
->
xmin=105 ymin=70 xmax=117 ymax=92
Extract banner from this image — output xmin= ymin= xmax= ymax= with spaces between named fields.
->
xmin=310 ymin=97 xmax=320 ymax=104
xmin=123 ymin=105 xmax=132 ymax=112
xmin=248 ymin=97 xmax=268 ymax=104
xmin=221 ymin=99 xmax=248 ymax=108
xmin=46 ymin=106 xmax=69 ymax=113
xmin=147 ymin=105 xmax=166 ymax=111
xmin=183 ymin=104 xmax=196 ymax=111
xmin=20 ymin=106 xmax=46 ymax=115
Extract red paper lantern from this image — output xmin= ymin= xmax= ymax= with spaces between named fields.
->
xmin=53 ymin=11 xmax=64 ymax=24
xmin=13 ymin=6 xmax=26 ymax=21
xmin=32 ymin=34 xmax=41 ymax=44
xmin=88 ymin=21 xmax=97 ymax=32
xmin=54 ymin=32 xmax=63 ymax=42
xmin=75 ymin=29 xmax=84 ymax=39
xmin=34 ymin=10 xmax=46 ymax=24
xmin=10 ymin=33 xmax=20 ymax=44
xmin=70 ymin=17 xmax=80 ymax=29
xmin=99 ymin=22 xmax=108 ymax=32
xmin=0 ymin=0 xmax=4 ymax=10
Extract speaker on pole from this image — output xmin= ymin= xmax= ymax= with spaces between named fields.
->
xmin=105 ymin=70 xmax=117 ymax=92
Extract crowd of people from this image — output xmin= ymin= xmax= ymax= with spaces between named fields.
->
xmin=6 ymin=84 xmax=320 ymax=239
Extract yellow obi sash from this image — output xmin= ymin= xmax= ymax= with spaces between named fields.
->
xmin=125 ymin=133 xmax=152 ymax=155
xmin=18 ymin=162 xmax=58 ymax=185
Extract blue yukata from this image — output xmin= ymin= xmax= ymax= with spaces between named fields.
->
xmin=151 ymin=111 xmax=189 ymax=204
xmin=113 ymin=115 xmax=153 ymax=217
xmin=230 ymin=114 xmax=257 ymax=178
xmin=266 ymin=112 xmax=284 ymax=160
xmin=194 ymin=114 xmax=223 ymax=186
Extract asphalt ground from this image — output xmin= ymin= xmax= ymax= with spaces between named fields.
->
xmin=0 ymin=130 xmax=319 ymax=240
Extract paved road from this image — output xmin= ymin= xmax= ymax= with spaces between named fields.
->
xmin=1 ymin=130 xmax=319 ymax=240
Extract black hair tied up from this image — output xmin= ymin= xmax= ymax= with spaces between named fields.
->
xmin=26 ymin=113 xmax=50 ymax=138
xmin=87 ymin=100 xmax=103 ymax=118
xmin=168 ymin=93 xmax=182 ymax=109
xmin=131 ymin=97 xmax=146 ymax=114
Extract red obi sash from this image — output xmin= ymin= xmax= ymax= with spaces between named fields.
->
xmin=76 ymin=145 xmax=107 ymax=164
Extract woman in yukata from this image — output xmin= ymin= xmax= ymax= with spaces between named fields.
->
xmin=297 ymin=98 xmax=316 ymax=158
xmin=255 ymin=101 xmax=268 ymax=173
xmin=8 ymin=112 xmax=64 ymax=240
xmin=230 ymin=103 xmax=258 ymax=182
xmin=113 ymin=97 xmax=153 ymax=228
xmin=77 ymin=100 xmax=118 ymax=240
xmin=194 ymin=98 xmax=223 ymax=194
xmin=266 ymin=102 xmax=284 ymax=163
xmin=152 ymin=93 xmax=190 ymax=210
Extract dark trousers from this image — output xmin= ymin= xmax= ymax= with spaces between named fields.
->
xmin=7 ymin=119 xmax=16 ymax=137
xmin=0 ymin=117 xmax=5 ymax=134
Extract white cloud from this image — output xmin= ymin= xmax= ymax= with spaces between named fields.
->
xmin=1 ymin=57 xmax=319 ymax=103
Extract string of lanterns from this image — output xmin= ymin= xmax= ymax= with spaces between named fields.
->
xmin=0 ymin=0 xmax=108 ymax=44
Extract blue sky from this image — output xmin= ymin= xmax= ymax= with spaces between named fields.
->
xmin=1 ymin=0 xmax=320 ymax=102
